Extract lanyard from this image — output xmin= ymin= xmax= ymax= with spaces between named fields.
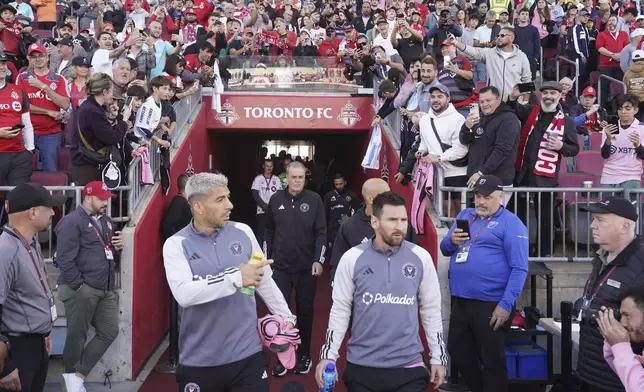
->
xmin=584 ymin=265 xmax=618 ymax=299
xmin=263 ymin=175 xmax=272 ymax=191
xmin=89 ymin=219 xmax=110 ymax=249
xmin=468 ymin=215 xmax=492 ymax=245
xmin=5 ymin=228 xmax=50 ymax=296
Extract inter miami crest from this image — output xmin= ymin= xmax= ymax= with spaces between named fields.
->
xmin=402 ymin=263 xmax=417 ymax=279
xmin=215 ymin=101 xmax=240 ymax=126
xmin=229 ymin=241 xmax=243 ymax=256
xmin=336 ymin=102 xmax=361 ymax=127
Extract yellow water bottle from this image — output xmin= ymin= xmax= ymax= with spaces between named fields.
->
xmin=240 ymin=252 xmax=264 ymax=296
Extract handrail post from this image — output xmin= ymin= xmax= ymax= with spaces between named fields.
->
xmin=555 ymin=56 xmax=579 ymax=95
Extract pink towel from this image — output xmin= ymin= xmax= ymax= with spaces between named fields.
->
xmin=257 ymin=315 xmax=301 ymax=369
xmin=131 ymin=147 xmax=154 ymax=185
xmin=411 ymin=159 xmax=434 ymax=235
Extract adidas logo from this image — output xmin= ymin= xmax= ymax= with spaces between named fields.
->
xmin=278 ymin=205 xmax=285 ymax=210
xmin=188 ymin=253 xmax=201 ymax=261
xmin=363 ymin=267 xmax=374 ymax=276
xmin=361 ymin=237 xmax=369 ymax=243
xmin=261 ymin=370 xmax=268 ymax=379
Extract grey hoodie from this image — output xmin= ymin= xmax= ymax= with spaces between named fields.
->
xmin=461 ymin=44 xmax=532 ymax=101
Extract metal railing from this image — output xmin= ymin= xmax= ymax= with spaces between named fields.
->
xmin=127 ymin=88 xmax=203 ymax=216
xmin=597 ymin=74 xmax=627 ymax=108
xmin=555 ymin=56 xmax=580 ymax=98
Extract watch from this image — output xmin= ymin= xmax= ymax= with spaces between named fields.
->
xmin=0 ymin=334 xmax=10 ymax=352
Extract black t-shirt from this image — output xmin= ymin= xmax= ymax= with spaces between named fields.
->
xmin=396 ymin=35 xmax=423 ymax=69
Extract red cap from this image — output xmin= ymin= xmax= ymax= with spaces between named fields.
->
xmin=27 ymin=43 xmax=47 ymax=55
xmin=80 ymin=28 xmax=89 ymax=33
xmin=243 ymin=27 xmax=254 ymax=35
xmin=185 ymin=7 xmax=196 ymax=14
xmin=440 ymin=40 xmax=454 ymax=47
xmin=82 ymin=181 xmax=116 ymax=200
xmin=103 ymin=22 xmax=114 ymax=29
xmin=582 ymin=86 xmax=596 ymax=97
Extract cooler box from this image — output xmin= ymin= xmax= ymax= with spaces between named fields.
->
xmin=505 ymin=347 xmax=518 ymax=379
xmin=507 ymin=341 xmax=548 ymax=380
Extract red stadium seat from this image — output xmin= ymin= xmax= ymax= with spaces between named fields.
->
xmin=558 ymin=172 xmax=598 ymax=189
xmin=575 ymin=151 xmax=604 ymax=175
xmin=588 ymin=133 xmax=603 ymax=150
xmin=610 ymin=82 xmax=625 ymax=97
xmin=32 ymin=29 xmax=53 ymax=38
xmin=475 ymin=81 xmax=486 ymax=93
xmin=30 ymin=171 xmax=69 ymax=190
xmin=58 ymin=147 xmax=70 ymax=172
xmin=589 ymin=71 xmax=600 ymax=87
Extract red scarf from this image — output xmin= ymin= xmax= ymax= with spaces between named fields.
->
xmin=516 ymin=105 xmax=565 ymax=178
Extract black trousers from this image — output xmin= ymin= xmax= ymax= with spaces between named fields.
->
xmin=343 ymin=362 xmax=429 ymax=392
xmin=272 ymin=269 xmax=317 ymax=358
xmin=448 ymin=297 xmax=510 ymax=392
xmin=255 ymin=213 xmax=266 ymax=251
xmin=176 ymin=351 xmax=269 ymax=392
xmin=579 ymin=382 xmax=619 ymax=392
xmin=508 ymin=191 xmax=556 ymax=256
xmin=0 ymin=150 xmax=33 ymax=186
xmin=0 ymin=334 xmax=49 ymax=392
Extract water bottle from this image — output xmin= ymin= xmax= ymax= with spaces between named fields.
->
xmin=320 ymin=363 xmax=337 ymax=392
xmin=240 ymin=252 xmax=264 ymax=296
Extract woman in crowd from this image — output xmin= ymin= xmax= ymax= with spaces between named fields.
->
xmin=70 ymin=73 xmax=130 ymax=185
xmin=68 ymin=56 xmax=92 ymax=110
xmin=162 ymin=53 xmax=187 ymax=101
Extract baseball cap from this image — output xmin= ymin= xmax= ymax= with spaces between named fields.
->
xmin=499 ymin=9 xmax=509 ymax=15
xmin=325 ymin=26 xmax=336 ymax=34
xmin=579 ymin=197 xmax=638 ymax=222
xmin=631 ymin=28 xmax=644 ymax=38
xmin=185 ymin=7 xmax=196 ymax=14
xmin=578 ymin=9 xmax=590 ymax=16
xmin=429 ymin=83 xmax=451 ymax=97
xmin=473 ymin=175 xmax=503 ymax=196
xmin=376 ymin=17 xmax=388 ymax=25
xmin=58 ymin=23 xmax=73 ymax=30
xmin=80 ymin=28 xmax=90 ymax=33
xmin=27 ymin=43 xmax=47 ymax=55
xmin=582 ymin=86 xmax=596 ymax=97
xmin=0 ymin=52 xmax=7 ymax=62
xmin=82 ymin=181 xmax=116 ymax=200
xmin=637 ymin=15 xmax=644 ymax=21
xmin=72 ymin=56 xmax=91 ymax=67
xmin=343 ymin=23 xmax=355 ymax=31
xmin=58 ymin=38 xmax=74 ymax=47
xmin=243 ymin=27 xmax=254 ymax=35
xmin=6 ymin=183 xmax=67 ymax=214
xmin=0 ymin=5 xmax=17 ymax=14
xmin=633 ymin=50 xmax=644 ymax=61
xmin=102 ymin=22 xmax=114 ymax=29
xmin=539 ymin=81 xmax=563 ymax=92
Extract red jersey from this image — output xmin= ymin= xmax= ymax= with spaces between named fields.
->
xmin=192 ymin=0 xmax=215 ymax=26
xmin=0 ymin=83 xmax=29 ymax=153
xmin=0 ymin=20 xmax=23 ymax=56
xmin=184 ymin=54 xmax=206 ymax=73
xmin=17 ymin=70 xmax=69 ymax=135
xmin=68 ymin=81 xmax=87 ymax=110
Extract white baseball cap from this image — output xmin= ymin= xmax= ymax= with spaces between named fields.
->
xmin=633 ymin=50 xmax=644 ymax=61
xmin=631 ymin=28 xmax=644 ymax=38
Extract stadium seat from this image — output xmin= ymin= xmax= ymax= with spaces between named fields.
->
xmin=30 ymin=171 xmax=69 ymax=190
xmin=557 ymin=172 xmax=598 ymax=190
xmin=589 ymin=71 xmax=600 ymax=87
xmin=610 ymin=82 xmax=625 ymax=97
xmin=475 ymin=81 xmax=486 ymax=93
xmin=32 ymin=29 xmax=53 ymax=38
xmin=58 ymin=147 xmax=70 ymax=172
xmin=575 ymin=151 xmax=604 ymax=175
xmin=588 ymin=133 xmax=603 ymax=150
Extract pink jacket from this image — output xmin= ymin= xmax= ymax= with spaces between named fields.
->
xmin=257 ymin=315 xmax=300 ymax=369
xmin=131 ymin=147 xmax=154 ymax=185
xmin=604 ymin=341 xmax=644 ymax=392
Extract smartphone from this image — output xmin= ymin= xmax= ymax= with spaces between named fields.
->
xmin=469 ymin=103 xmax=479 ymax=118
xmin=518 ymin=82 xmax=536 ymax=93
xmin=443 ymin=55 xmax=451 ymax=68
xmin=136 ymin=71 xmax=146 ymax=80
xmin=124 ymin=95 xmax=133 ymax=108
xmin=607 ymin=114 xmax=619 ymax=131
xmin=456 ymin=219 xmax=470 ymax=237
xmin=11 ymin=124 xmax=25 ymax=131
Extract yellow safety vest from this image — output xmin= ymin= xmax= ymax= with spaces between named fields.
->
xmin=490 ymin=0 xmax=511 ymax=15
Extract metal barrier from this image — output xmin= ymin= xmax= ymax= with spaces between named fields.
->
xmin=540 ymin=47 xmax=543 ymax=81
xmin=127 ymin=88 xmax=203 ymax=216
xmin=555 ymin=56 xmax=580 ymax=98
xmin=597 ymin=74 xmax=627 ymax=108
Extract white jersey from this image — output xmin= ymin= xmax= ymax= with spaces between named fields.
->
xmin=251 ymin=174 xmax=282 ymax=214
xmin=134 ymin=96 xmax=162 ymax=140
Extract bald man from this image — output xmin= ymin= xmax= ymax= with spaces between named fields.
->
xmin=329 ymin=178 xmax=419 ymax=282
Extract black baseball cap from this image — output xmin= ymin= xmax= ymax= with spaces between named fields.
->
xmin=579 ymin=197 xmax=638 ymax=222
xmin=58 ymin=38 xmax=74 ymax=47
xmin=58 ymin=23 xmax=73 ymax=30
xmin=6 ymin=183 xmax=66 ymax=214
xmin=72 ymin=56 xmax=91 ymax=67
xmin=0 ymin=52 xmax=8 ymax=62
xmin=473 ymin=175 xmax=503 ymax=196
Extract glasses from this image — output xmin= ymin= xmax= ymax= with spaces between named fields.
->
xmin=498 ymin=33 xmax=510 ymax=38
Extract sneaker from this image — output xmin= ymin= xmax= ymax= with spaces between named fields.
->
xmin=293 ymin=356 xmax=312 ymax=375
xmin=62 ymin=373 xmax=86 ymax=392
xmin=272 ymin=361 xmax=287 ymax=377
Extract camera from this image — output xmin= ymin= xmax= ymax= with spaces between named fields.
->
xmin=584 ymin=308 xmax=621 ymax=325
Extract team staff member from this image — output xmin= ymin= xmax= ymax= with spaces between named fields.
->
xmin=317 ymin=192 xmax=447 ymax=391
xmin=576 ymin=197 xmax=644 ymax=392
xmin=323 ymin=173 xmax=359 ymax=250
xmin=251 ymin=158 xmax=282 ymax=249
xmin=265 ymin=161 xmax=326 ymax=377
xmin=163 ymin=173 xmax=295 ymax=392
xmin=54 ymin=181 xmax=124 ymax=392
xmin=17 ymin=43 xmax=70 ymax=172
xmin=0 ymin=52 xmax=34 ymax=186
xmin=0 ymin=183 xmax=66 ymax=392
xmin=329 ymin=178 xmax=418 ymax=282
xmin=441 ymin=175 xmax=529 ymax=392
xmin=161 ymin=173 xmax=193 ymax=241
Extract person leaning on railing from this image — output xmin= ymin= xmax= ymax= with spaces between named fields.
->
xmin=70 ymin=72 xmax=130 ymax=186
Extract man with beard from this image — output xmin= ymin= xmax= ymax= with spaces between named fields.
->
xmin=318 ymin=191 xmax=446 ymax=392
xmin=323 ymin=173 xmax=359 ymax=251
xmin=147 ymin=19 xmax=180 ymax=78
xmin=251 ymin=158 xmax=282 ymax=248
xmin=440 ymin=175 xmax=529 ymax=392
xmin=596 ymin=14 xmax=629 ymax=107
xmin=510 ymin=81 xmax=579 ymax=257
xmin=55 ymin=181 xmax=124 ymax=392
xmin=329 ymin=178 xmax=418 ymax=282
xmin=49 ymin=23 xmax=87 ymax=69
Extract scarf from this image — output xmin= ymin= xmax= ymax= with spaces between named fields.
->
xmin=411 ymin=159 xmax=433 ymax=234
xmin=516 ymin=105 xmax=565 ymax=178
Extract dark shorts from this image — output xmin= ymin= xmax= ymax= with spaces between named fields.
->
xmin=443 ymin=175 xmax=468 ymax=201
xmin=176 ymin=351 xmax=269 ymax=392
xmin=343 ymin=362 xmax=429 ymax=392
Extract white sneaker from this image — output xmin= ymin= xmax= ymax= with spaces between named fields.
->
xmin=62 ymin=373 xmax=86 ymax=392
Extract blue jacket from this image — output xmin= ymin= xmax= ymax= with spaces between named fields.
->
xmin=440 ymin=206 xmax=529 ymax=312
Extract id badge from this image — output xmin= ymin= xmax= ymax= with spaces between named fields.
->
xmin=455 ymin=246 xmax=470 ymax=264
xmin=579 ymin=298 xmax=592 ymax=321
xmin=105 ymin=247 xmax=114 ymax=261
xmin=49 ymin=296 xmax=58 ymax=322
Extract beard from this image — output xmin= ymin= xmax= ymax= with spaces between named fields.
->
xmin=382 ymin=231 xmax=405 ymax=247
xmin=476 ymin=206 xmax=492 ymax=217
xmin=541 ymin=100 xmax=558 ymax=112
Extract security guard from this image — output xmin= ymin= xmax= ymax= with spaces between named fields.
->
xmin=0 ymin=182 xmax=66 ymax=392
xmin=322 ymin=173 xmax=359 ymax=250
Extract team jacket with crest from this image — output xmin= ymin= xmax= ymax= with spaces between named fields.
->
xmin=264 ymin=189 xmax=327 ymax=272
xmin=323 ymin=188 xmax=360 ymax=235
xmin=320 ymin=240 xmax=448 ymax=368
xmin=163 ymin=221 xmax=295 ymax=367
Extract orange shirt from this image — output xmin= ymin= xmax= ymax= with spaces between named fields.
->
xmin=32 ymin=0 xmax=55 ymax=22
